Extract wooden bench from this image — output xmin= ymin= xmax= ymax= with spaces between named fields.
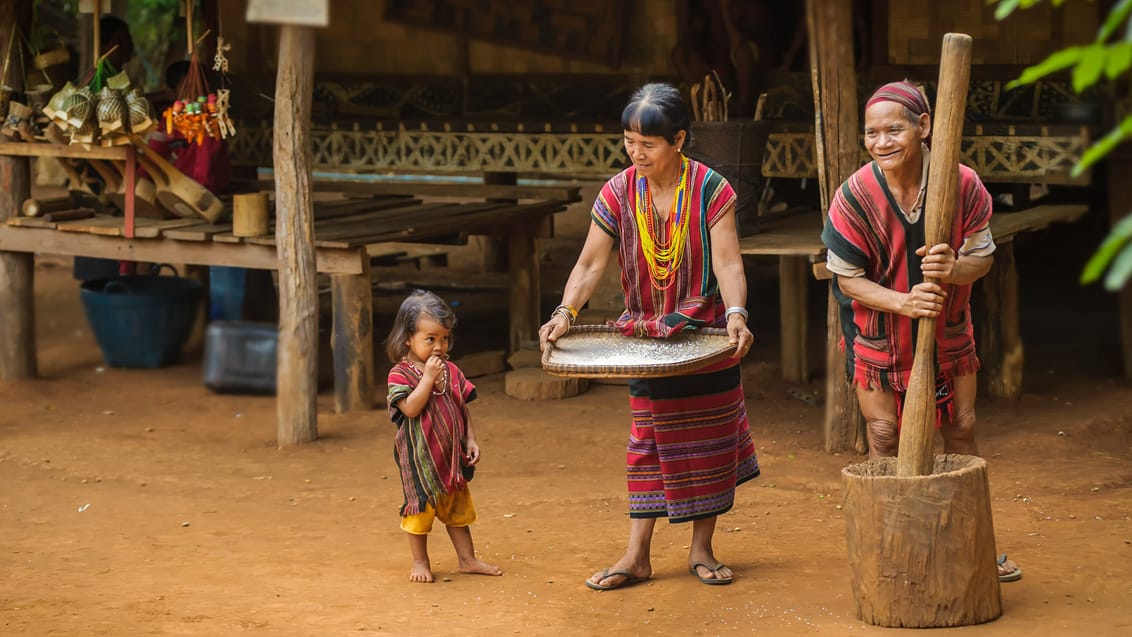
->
xmin=739 ymin=203 xmax=1090 ymax=396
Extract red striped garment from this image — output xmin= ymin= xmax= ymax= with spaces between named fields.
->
xmin=591 ymin=160 xmax=759 ymax=521
xmin=591 ymin=159 xmax=735 ymax=336
xmin=387 ymin=360 xmax=477 ymax=516
xmin=822 ymin=161 xmax=994 ymax=391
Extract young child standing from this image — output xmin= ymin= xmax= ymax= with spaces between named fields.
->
xmin=385 ymin=290 xmax=503 ymax=583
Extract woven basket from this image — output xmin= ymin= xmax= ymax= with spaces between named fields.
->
xmin=541 ymin=325 xmax=737 ymax=378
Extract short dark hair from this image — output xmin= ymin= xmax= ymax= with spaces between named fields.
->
xmin=620 ymin=82 xmax=691 ymax=146
xmin=385 ymin=289 xmax=457 ymax=363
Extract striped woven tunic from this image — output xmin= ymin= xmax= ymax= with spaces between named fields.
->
xmin=822 ymin=161 xmax=994 ymax=391
xmin=388 ymin=360 xmax=477 ymax=516
xmin=592 ymin=159 xmax=760 ymax=522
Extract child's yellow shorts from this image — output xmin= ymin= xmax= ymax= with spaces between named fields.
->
xmin=400 ymin=486 xmax=477 ymax=535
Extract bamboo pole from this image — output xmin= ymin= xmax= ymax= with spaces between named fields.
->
xmin=896 ymin=33 xmax=973 ymax=477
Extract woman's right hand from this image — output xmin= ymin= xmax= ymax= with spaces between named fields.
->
xmin=538 ymin=313 xmax=571 ymax=351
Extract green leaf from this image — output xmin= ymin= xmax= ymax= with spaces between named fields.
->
xmin=1104 ymin=243 xmax=1132 ymax=291
xmin=1106 ymin=42 xmax=1132 ymax=79
xmin=994 ymin=0 xmax=1023 ymax=21
xmin=1097 ymin=0 xmax=1132 ymax=42
xmin=1081 ymin=215 xmax=1132 ymax=284
xmin=1007 ymin=47 xmax=1085 ymax=89
xmin=1072 ymin=121 xmax=1131 ymax=176
xmin=1073 ymin=44 xmax=1108 ymax=92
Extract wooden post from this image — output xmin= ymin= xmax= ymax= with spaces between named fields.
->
xmin=805 ymin=0 xmax=866 ymax=453
xmin=478 ymin=172 xmax=515 ymax=272
xmin=508 ymin=220 xmax=541 ymax=352
xmin=981 ymin=241 xmax=1023 ymax=399
xmin=331 ymin=258 xmax=374 ymax=412
xmin=0 ymin=0 xmax=36 ymax=381
xmin=896 ymin=33 xmax=972 ymax=478
xmin=1109 ymin=145 xmax=1132 ymax=380
xmin=273 ymin=25 xmax=318 ymax=447
xmin=779 ymin=255 xmax=808 ymax=383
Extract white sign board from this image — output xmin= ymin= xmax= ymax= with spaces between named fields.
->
xmin=247 ymin=0 xmax=329 ymax=27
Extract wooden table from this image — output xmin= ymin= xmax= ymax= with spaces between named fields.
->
xmin=0 ymin=191 xmax=575 ymax=411
xmin=739 ymin=203 xmax=1090 ymax=396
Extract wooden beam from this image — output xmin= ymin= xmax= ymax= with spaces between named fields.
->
xmin=780 ymin=255 xmax=809 ymax=383
xmin=273 ymin=24 xmax=319 ymax=447
xmin=981 ymin=241 xmax=1023 ymax=399
xmin=0 ymin=142 xmax=129 ymax=160
xmin=507 ymin=220 xmax=541 ymax=353
xmin=806 ymin=0 xmax=866 ymax=454
xmin=0 ymin=0 xmax=37 ymax=381
xmin=331 ymin=259 xmax=374 ymax=413
xmin=1109 ymin=146 xmax=1132 ymax=380
xmin=0 ymin=227 xmax=366 ymax=274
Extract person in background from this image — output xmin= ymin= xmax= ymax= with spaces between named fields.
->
xmin=539 ymin=82 xmax=759 ymax=591
xmin=821 ymin=80 xmax=1021 ymax=583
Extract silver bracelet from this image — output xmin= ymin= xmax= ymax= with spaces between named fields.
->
xmin=725 ymin=306 xmax=749 ymax=322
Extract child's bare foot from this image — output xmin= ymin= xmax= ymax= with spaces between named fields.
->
xmin=458 ymin=557 xmax=503 ymax=576
xmin=409 ymin=560 xmax=434 ymax=583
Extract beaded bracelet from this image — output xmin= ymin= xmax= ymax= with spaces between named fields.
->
xmin=725 ymin=306 xmax=749 ymax=322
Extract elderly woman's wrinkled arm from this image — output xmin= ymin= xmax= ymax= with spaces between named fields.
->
xmin=538 ymin=222 xmax=615 ymax=350
xmin=709 ymin=205 xmax=754 ymax=357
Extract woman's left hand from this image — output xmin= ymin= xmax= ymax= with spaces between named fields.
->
xmin=727 ymin=314 xmax=754 ymax=359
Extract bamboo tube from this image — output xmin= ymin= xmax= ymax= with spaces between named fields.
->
xmin=233 ymin=191 xmax=269 ymax=237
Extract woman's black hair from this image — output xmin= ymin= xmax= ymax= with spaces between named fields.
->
xmin=620 ymin=82 xmax=691 ymax=146
xmin=385 ymin=289 xmax=457 ymax=363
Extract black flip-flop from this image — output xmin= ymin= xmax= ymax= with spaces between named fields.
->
xmin=585 ymin=569 xmax=649 ymax=591
xmin=998 ymin=554 xmax=1022 ymax=582
xmin=689 ymin=562 xmax=734 ymax=585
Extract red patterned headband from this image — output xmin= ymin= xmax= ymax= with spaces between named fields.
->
xmin=865 ymin=81 xmax=931 ymax=116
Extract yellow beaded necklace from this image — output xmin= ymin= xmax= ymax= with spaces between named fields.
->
xmin=634 ymin=155 xmax=691 ymax=288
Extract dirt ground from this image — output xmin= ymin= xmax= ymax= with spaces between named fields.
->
xmin=2 ymin=191 xmax=1131 ymax=636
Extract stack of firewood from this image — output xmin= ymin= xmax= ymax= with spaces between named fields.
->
xmin=690 ymin=71 xmax=730 ymax=122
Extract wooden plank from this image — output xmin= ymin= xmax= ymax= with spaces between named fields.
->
xmin=989 ymin=204 xmax=1090 ymax=242
xmin=0 ymin=142 xmax=129 ymax=161
xmin=507 ymin=221 xmax=540 ymax=353
xmin=0 ymin=226 xmax=365 ymax=274
xmin=162 ymin=223 xmax=234 ymax=241
xmin=294 ymin=177 xmax=583 ymax=203
xmin=738 ymin=214 xmax=825 ymax=256
xmin=132 ymin=217 xmax=211 ymax=239
xmin=7 ymin=216 xmax=59 ymax=229
xmin=54 ymin=214 xmax=125 ymax=236
xmin=324 ymin=201 xmax=565 ymax=248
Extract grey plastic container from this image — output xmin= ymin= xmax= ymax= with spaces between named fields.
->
xmin=202 ymin=321 xmax=277 ymax=394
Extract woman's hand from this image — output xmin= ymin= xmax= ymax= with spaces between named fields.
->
xmin=538 ymin=313 xmax=571 ymax=351
xmin=899 ymin=282 xmax=947 ymax=318
xmin=727 ymin=314 xmax=754 ymax=358
xmin=918 ymin=243 xmax=957 ymax=283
